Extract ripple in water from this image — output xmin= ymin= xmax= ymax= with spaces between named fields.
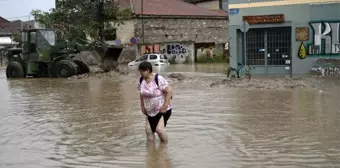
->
xmin=0 ymin=68 xmax=340 ymax=168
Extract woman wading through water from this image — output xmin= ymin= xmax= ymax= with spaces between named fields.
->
xmin=137 ymin=61 xmax=172 ymax=142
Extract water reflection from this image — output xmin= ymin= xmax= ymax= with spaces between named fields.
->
xmin=1 ymin=66 xmax=340 ymax=168
xmin=124 ymin=63 xmax=228 ymax=74
xmin=146 ymin=141 xmax=172 ymax=168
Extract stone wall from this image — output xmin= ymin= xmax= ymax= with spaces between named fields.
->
xmin=116 ymin=20 xmax=135 ymax=44
xmin=113 ymin=17 xmax=228 ymax=64
xmin=117 ymin=45 xmax=137 ymax=64
xmin=134 ymin=18 xmax=228 ymax=44
xmin=109 ymin=20 xmax=138 ymax=64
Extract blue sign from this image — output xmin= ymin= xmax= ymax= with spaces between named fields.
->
xmin=229 ymin=8 xmax=239 ymax=15
xmin=115 ymin=39 xmax=121 ymax=46
xmin=130 ymin=37 xmax=137 ymax=45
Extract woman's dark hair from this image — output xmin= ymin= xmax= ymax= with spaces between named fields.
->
xmin=138 ymin=61 xmax=153 ymax=72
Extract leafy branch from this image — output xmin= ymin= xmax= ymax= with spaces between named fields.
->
xmin=30 ymin=0 xmax=133 ymax=46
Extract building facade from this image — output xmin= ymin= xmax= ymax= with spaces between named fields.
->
xmin=54 ymin=0 xmax=229 ymax=64
xmin=228 ymin=0 xmax=340 ymax=76
xmin=116 ymin=0 xmax=228 ymax=63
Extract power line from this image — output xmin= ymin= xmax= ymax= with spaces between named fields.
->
xmin=4 ymin=15 xmax=31 ymax=20
xmin=1 ymin=15 xmax=32 ymax=22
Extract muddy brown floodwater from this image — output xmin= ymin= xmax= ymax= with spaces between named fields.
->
xmin=0 ymin=64 xmax=340 ymax=168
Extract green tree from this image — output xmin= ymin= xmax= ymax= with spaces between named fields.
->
xmin=30 ymin=0 xmax=132 ymax=46
xmin=11 ymin=32 xmax=20 ymax=43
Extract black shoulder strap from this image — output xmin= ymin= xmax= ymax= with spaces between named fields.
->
xmin=141 ymin=74 xmax=169 ymax=99
xmin=139 ymin=74 xmax=160 ymax=87
xmin=139 ymin=76 xmax=143 ymax=84
xmin=155 ymin=74 xmax=172 ymax=99
xmin=154 ymin=74 xmax=159 ymax=87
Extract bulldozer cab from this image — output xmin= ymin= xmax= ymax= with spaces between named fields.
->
xmin=20 ymin=29 xmax=56 ymax=63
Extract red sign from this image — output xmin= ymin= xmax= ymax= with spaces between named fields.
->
xmin=243 ymin=14 xmax=284 ymax=25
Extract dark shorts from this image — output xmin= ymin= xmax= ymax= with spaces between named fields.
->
xmin=147 ymin=109 xmax=172 ymax=133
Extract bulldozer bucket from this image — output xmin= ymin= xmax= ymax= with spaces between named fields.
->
xmin=96 ymin=45 xmax=124 ymax=72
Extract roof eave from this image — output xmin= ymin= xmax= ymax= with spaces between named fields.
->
xmin=185 ymin=0 xmax=218 ymax=4
xmin=134 ymin=14 xmax=228 ymax=20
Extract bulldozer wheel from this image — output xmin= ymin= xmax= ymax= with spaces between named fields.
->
xmin=73 ymin=60 xmax=90 ymax=75
xmin=54 ymin=60 xmax=77 ymax=78
xmin=6 ymin=61 xmax=25 ymax=78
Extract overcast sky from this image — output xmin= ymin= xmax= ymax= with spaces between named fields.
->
xmin=0 ymin=0 xmax=55 ymax=21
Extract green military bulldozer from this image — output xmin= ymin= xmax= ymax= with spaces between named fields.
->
xmin=6 ymin=28 xmax=89 ymax=78
xmin=5 ymin=28 xmax=123 ymax=78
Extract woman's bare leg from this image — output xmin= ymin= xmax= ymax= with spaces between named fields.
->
xmin=145 ymin=117 xmax=155 ymax=141
xmin=155 ymin=116 xmax=168 ymax=142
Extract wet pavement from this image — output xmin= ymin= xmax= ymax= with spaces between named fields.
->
xmin=0 ymin=63 xmax=340 ymax=168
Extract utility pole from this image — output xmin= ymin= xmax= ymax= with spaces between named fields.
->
xmin=98 ymin=0 xmax=104 ymax=42
xmin=55 ymin=0 xmax=60 ymax=8
xmin=141 ymin=0 xmax=144 ymax=44
xmin=240 ymin=21 xmax=249 ymax=66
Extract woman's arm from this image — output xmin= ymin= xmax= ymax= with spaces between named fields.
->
xmin=137 ymin=79 xmax=146 ymax=115
xmin=163 ymin=86 xmax=172 ymax=107
xmin=158 ymin=75 xmax=172 ymax=112
xmin=140 ymin=93 xmax=146 ymax=115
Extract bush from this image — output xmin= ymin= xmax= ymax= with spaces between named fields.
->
xmin=169 ymin=56 xmax=176 ymax=64
xmin=184 ymin=55 xmax=190 ymax=64
xmin=196 ymin=50 xmax=229 ymax=63
xmin=168 ymin=55 xmax=192 ymax=64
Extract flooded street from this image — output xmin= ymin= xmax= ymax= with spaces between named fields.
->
xmin=0 ymin=64 xmax=340 ymax=168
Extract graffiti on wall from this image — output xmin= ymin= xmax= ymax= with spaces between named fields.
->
xmin=298 ymin=41 xmax=307 ymax=59
xmin=310 ymin=58 xmax=340 ymax=76
xmin=161 ymin=43 xmax=187 ymax=58
xmin=140 ymin=44 xmax=160 ymax=55
xmin=308 ymin=21 xmax=340 ymax=55
xmin=139 ymin=43 xmax=191 ymax=63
